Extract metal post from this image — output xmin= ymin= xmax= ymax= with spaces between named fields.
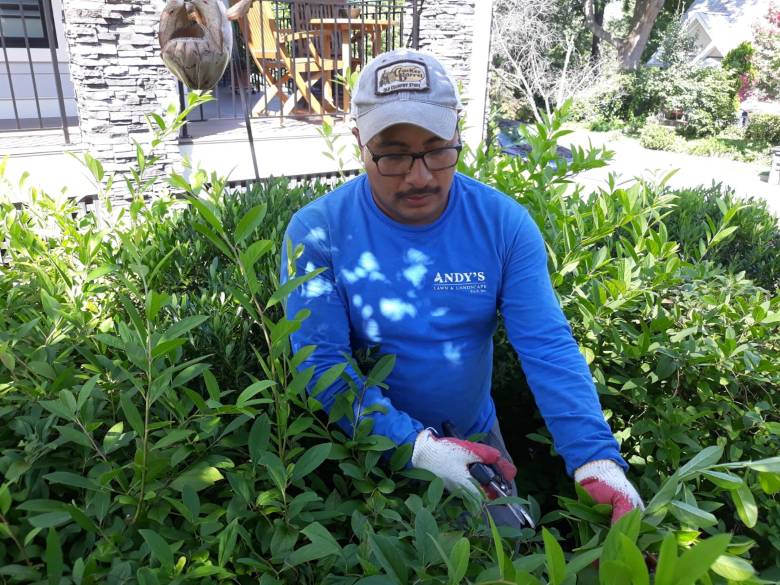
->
xmin=0 ymin=11 xmax=21 ymax=129
xmin=19 ymin=0 xmax=44 ymax=127
xmin=41 ymin=0 xmax=70 ymax=143
xmin=177 ymin=81 xmax=190 ymax=139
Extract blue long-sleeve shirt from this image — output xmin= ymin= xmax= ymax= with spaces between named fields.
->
xmin=280 ymin=172 xmax=626 ymax=475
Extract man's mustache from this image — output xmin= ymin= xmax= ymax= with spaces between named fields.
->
xmin=396 ymin=187 xmax=441 ymax=198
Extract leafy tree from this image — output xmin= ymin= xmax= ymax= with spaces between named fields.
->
xmin=753 ymin=3 xmax=780 ymax=99
xmin=584 ymin=0 xmax=667 ymax=69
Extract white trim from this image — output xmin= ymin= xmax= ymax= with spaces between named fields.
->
xmin=463 ymin=0 xmax=493 ymax=150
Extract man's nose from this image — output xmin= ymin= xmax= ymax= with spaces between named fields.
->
xmin=405 ymin=156 xmax=432 ymax=185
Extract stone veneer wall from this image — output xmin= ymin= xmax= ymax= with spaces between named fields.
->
xmin=62 ymin=0 xmax=180 ymax=187
xmin=408 ymin=0 xmax=477 ymax=97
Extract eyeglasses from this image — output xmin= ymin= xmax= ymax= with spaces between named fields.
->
xmin=364 ymin=144 xmax=463 ymax=176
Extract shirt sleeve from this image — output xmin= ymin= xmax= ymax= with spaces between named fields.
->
xmin=280 ymin=214 xmax=424 ymax=448
xmin=498 ymin=207 xmax=628 ymax=476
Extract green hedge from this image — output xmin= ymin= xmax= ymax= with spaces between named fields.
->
xmin=0 ymin=100 xmax=778 ymax=584
xmin=745 ymin=113 xmax=780 ymax=145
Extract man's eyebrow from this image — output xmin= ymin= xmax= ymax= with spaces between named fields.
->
xmin=424 ymin=136 xmax=449 ymax=146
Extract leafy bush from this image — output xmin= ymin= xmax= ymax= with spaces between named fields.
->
xmin=745 ymin=112 xmax=780 ymax=145
xmin=639 ymin=123 xmax=678 ymax=150
xmin=624 ymin=66 xmax=739 ymax=138
xmin=0 ymin=99 xmax=778 ymax=583
xmin=663 ymin=183 xmax=780 ymax=292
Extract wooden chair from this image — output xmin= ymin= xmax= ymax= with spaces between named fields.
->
xmin=232 ymin=0 xmax=345 ymax=116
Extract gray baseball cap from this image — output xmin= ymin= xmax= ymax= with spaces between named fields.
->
xmin=350 ymin=48 xmax=462 ymax=145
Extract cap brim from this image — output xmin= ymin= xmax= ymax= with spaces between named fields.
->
xmin=356 ymin=101 xmax=458 ymax=145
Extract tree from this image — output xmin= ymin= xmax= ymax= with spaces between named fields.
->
xmin=492 ymin=0 xmax=610 ymax=122
xmin=583 ymin=0 xmax=665 ymax=70
xmin=753 ymin=3 xmax=780 ymax=99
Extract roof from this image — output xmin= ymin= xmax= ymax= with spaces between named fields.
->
xmin=684 ymin=0 xmax=771 ymax=57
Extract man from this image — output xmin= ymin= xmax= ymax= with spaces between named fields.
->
xmin=280 ymin=48 xmax=643 ymax=525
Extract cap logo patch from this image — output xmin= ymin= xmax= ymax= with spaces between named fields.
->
xmin=375 ymin=61 xmax=429 ymax=95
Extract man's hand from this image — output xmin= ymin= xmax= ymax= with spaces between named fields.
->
xmin=575 ymin=459 xmax=644 ymax=524
xmin=411 ymin=429 xmax=517 ymax=498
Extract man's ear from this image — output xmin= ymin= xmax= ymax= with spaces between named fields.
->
xmin=351 ymin=127 xmax=363 ymax=148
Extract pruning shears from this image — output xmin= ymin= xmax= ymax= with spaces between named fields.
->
xmin=443 ymin=420 xmax=536 ymax=530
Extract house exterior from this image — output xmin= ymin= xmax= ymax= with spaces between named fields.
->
xmin=1 ymin=0 xmax=494 ymax=201
xmin=683 ymin=0 xmax=771 ymax=65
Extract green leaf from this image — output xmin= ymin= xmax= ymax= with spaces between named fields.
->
xmin=188 ymin=197 xmax=223 ymax=234
xmin=66 ymin=505 xmax=99 ymax=533
xmin=311 ymin=363 xmax=347 ymax=397
xmin=654 ymin=532 xmax=677 ymax=585
xmin=599 ymin=560 xmax=632 ymax=585
xmin=161 ymin=315 xmax=209 ymax=342
xmin=731 ymin=483 xmax=758 ymax=528
xmin=618 ymin=534 xmax=649 ymax=585
xmin=369 ymin=533 xmax=408 ymax=584
xmin=29 ymin=512 xmax=71 ymax=528
xmin=291 ymin=442 xmax=332 ymax=482
xmin=670 ymin=500 xmax=718 ymax=527
xmin=237 ymin=380 xmax=275 ymax=406
xmin=235 ymin=204 xmax=267 ymax=243
xmin=103 ymin=422 xmax=125 ymax=450
xmin=758 ymin=472 xmax=780 ymax=494
xmin=240 ymin=239 xmax=274 ymax=268
xmin=249 ymin=414 xmax=271 ymax=463
xmin=139 ymin=529 xmax=174 ymax=569
xmin=711 ymin=555 xmax=755 ymax=581
xmin=77 ymin=376 xmax=99 ymax=410
xmin=366 ymin=354 xmax=396 ymax=387
xmin=45 ymin=529 xmax=63 ymax=585
xmin=678 ymin=445 xmax=723 ymax=479
xmin=151 ymin=428 xmax=192 ymax=451
xmin=701 ymin=470 xmax=743 ymax=490
xmin=120 ymin=392 xmax=145 ymax=437
xmin=677 ymin=534 xmax=731 ymax=585
xmin=0 ymin=484 xmax=10 ymax=515
xmin=152 ymin=338 xmax=186 ymax=359
xmin=182 ymin=484 xmax=200 ymax=522
xmin=449 ymin=537 xmax=469 ymax=585
xmin=414 ymin=508 xmax=439 ymax=566
xmin=542 ymin=528 xmax=566 ymax=585
xmin=741 ymin=456 xmax=780 ymax=473
xmin=44 ymin=472 xmax=102 ymax=492
xmin=193 ymin=221 xmax=232 ymax=258
xmin=259 ymin=453 xmax=287 ymax=493
xmin=171 ymin=463 xmax=224 ymax=492
xmin=172 ymin=363 xmax=209 ymax=388
xmin=218 ymin=519 xmax=239 ymax=567
xmin=287 ymin=522 xmax=341 ymax=566
xmin=40 ymin=399 xmax=74 ymax=421
xmin=266 ymin=269 xmax=326 ymax=309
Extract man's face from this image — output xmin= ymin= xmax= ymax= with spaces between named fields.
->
xmin=354 ymin=123 xmax=459 ymax=226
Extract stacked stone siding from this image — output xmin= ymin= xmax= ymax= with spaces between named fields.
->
xmin=62 ymin=0 xmax=179 ymax=187
xmin=409 ymin=0 xmax=477 ymax=97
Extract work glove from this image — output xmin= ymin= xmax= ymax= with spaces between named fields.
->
xmin=411 ymin=428 xmax=517 ymax=498
xmin=574 ymin=459 xmax=644 ymax=524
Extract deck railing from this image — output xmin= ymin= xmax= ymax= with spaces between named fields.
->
xmin=180 ymin=0 xmax=418 ymax=129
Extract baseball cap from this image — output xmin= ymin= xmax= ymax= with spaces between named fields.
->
xmin=350 ymin=48 xmax=462 ymax=145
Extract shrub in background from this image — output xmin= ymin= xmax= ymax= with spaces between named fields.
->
xmin=639 ymin=122 xmax=678 ymax=150
xmin=745 ymin=112 xmax=780 ymax=145
xmin=722 ymin=41 xmax=758 ymax=100
xmin=663 ymin=183 xmax=780 ymax=292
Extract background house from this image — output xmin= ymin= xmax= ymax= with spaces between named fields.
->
xmin=683 ymin=0 xmax=771 ymax=65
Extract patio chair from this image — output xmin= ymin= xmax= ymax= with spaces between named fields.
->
xmin=232 ymin=0 xmax=345 ymax=116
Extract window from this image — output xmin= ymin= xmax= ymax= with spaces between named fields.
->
xmin=0 ymin=0 xmax=57 ymax=49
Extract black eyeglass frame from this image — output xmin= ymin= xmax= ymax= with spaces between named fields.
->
xmin=364 ymin=143 xmax=464 ymax=177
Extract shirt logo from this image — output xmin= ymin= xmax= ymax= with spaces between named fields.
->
xmin=433 ymin=271 xmax=488 ymax=293
xmin=375 ymin=61 xmax=429 ymax=95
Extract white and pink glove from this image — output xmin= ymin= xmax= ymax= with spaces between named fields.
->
xmin=575 ymin=459 xmax=644 ymax=524
xmin=411 ymin=429 xmax=517 ymax=498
